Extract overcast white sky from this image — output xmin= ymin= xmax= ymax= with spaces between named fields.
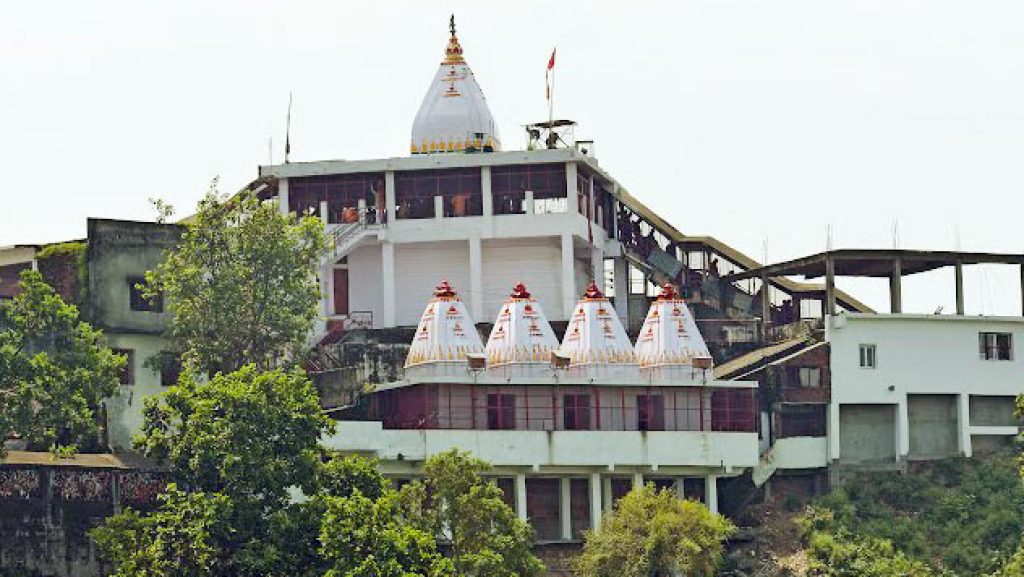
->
xmin=2 ymin=1 xmax=1022 ymax=314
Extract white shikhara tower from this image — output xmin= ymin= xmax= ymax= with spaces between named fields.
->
xmin=405 ymin=280 xmax=485 ymax=378
xmin=634 ymin=283 xmax=713 ymax=383
xmin=559 ymin=281 xmax=638 ymax=379
xmin=485 ymin=282 xmax=560 ymax=378
xmin=410 ymin=16 xmax=501 ymax=155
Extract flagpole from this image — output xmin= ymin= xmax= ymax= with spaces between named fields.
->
xmin=285 ymin=91 xmax=293 ymax=164
xmin=547 ymin=59 xmax=555 ymax=129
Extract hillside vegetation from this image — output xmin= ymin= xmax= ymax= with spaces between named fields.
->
xmin=798 ymin=450 xmax=1024 ymax=576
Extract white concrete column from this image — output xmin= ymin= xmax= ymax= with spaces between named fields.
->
xmin=613 ymin=256 xmax=629 ymax=326
xmin=434 ymin=196 xmax=444 ymax=221
xmin=277 ymin=178 xmax=289 ymax=215
xmin=602 ymin=476 xmax=613 ymax=513
xmin=381 ymin=242 xmax=396 ymax=327
xmin=828 ymin=402 xmax=841 ymax=462
xmin=481 ymin=166 xmax=493 ymax=217
xmin=319 ymin=200 xmax=330 ymax=226
xmin=385 ymin=171 xmax=396 ymax=222
xmin=560 ymin=477 xmax=572 ymax=541
xmin=591 ymin=247 xmax=604 ymax=288
xmin=515 ymin=474 xmax=528 ymax=522
xmin=561 ymin=233 xmax=576 ymax=319
xmin=525 ymin=190 xmax=535 ymax=215
xmin=589 ymin=473 xmax=602 ymax=530
xmin=565 ymin=162 xmax=578 ymax=216
xmin=469 ymin=236 xmax=483 ymax=321
xmin=675 ymin=477 xmax=686 ymax=499
xmin=705 ymin=475 xmax=718 ymax=514
xmin=897 ymin=398 xmax=910 ymax=460
xmin=958 ymin=393 xmax=973 ymax=458
xmin=631 ymin=472 xmax=644 ymax=490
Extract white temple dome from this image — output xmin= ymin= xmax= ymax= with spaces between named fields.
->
xmin=634 ymin=283 xmax=714 ymax=383
xmin=485 ymin=282 xmax=560 ymax=378
xmin=558 ymin=281 xmax=638 ymax=380
xmin=405 ymin=280 xmax=484 ymax=378
xmin=410 ymin=17 xmax=501 ymax=155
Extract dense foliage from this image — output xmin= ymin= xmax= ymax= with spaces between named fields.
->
xmin=145 ymin=184 xmax=326 ymax=374
xmin=800 ymin=451 xmax=1024 ymax=576
xmin=0 ymin=269 xmax=123 ymax=453
xmin=398 ymin=450 xmax=544 ymax=577
xmin=573 ymin=484 xmax=735 ymax=577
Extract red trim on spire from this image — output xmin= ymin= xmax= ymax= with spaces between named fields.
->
xmin=583 ymin=280 xmax=604 ymax=300
xmin=435 ymin=280 xmax=457 ymax=298
xmin=656 ymin=283 xmax=678 ymax=301
xmin=510 ymin=282 xmax=532 ymax=299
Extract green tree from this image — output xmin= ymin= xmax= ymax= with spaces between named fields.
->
xmin=399 ymin=449 xmax=544 ymax=577
xmin=321 ymin=490 xmax=454 ymax=577
xmin=135 ymin=365 xmax=332 ymax=506
xmin=573 ymin=484 xmax=735 ymax=577
xmin=0 ymin=269 xmax=123 ymax=453
xmin=145 ymin=183 xmax=326 ymax=374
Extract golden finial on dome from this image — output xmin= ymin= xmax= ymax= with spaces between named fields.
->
xmin=445 ymin=14 xmax=465 ymax=64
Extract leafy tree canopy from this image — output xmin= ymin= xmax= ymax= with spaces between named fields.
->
xmin=0 ymin=269 xmax=123 ymax=453
xmin=145 ymin=183 xmax=326 ymax=374
xmin=573 ymin=484 xmax=735 ymax=577
xmin=399 ymin=449 xmax=545 ymax=577
xmin=135 ymin=364 xmax=332 ymax=506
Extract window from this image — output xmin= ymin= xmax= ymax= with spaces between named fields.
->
xmin=486 ymin=393 xmax=516 ymax=430
xmin=779 ymin=404 xmax=827 ymax=438
xmin=637 ymin=394 xmax=665 ymax=431
xmin=111 ymin=349 xmax=135 ymax=385
xmin=288 ymin=173 xmax=386 ymax=224
xmin=490 ymin=163 xmax=567 ymax=215
xmin=128 ymin=277 xmax=162 ymax=313
xmin=394 ymin=168 xmax=482 ymax=219
xmin=562 ymin=394 xmax=591 ymax=430
xmin=979 ymin=332 xmax=1013 ymax=361
xmin=859 ymin=344 xmax=877 ymax=369
xmin=797 ymin=367 xmax=821 ymax=388
xmin=159 ymin=353 xmax=183 ymax=387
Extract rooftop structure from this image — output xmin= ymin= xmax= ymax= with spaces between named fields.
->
xmin=485 ymin=282 xmax=560 ymax=378
xmin=404 ymin=280 xmax=485 ymax=379
xmin=410 ymin=16 xmax=500 ymax=155
xmin=634 ymin=283 xmax=713 ymax=383
xmin=559 ymin=281 xmax=638 ymax=379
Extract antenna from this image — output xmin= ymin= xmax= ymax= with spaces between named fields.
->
xmin=825 ymin=224 xmax=834 ymax=251
xmin=891 ymin=218 xmax=901 ymax=249
xmin=285 ymin=91 xmax=293 ymax=164
xmin=953 ymin=224 xmax=962 ymax=251
xmin=268 ymin=137 xmax=273 ymax=165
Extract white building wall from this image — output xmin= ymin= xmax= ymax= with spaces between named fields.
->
xmin=347 ymin=244 xmax=384 ymax=327
xmin=480 ymin=239 xmax=561 ymax=322
xmin=395 ymin=241 xmax=472 ymax=326
xmin=104 ymin=333 xmax=168 ymax=452
xmin=827 ymin=313 xmax=1024 ymax=462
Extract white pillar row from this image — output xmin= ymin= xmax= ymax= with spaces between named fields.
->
xmin=480 ymin=166 xmax=493 ymax=217
xmin=957 ymin=393 xmax=973 ymax=458
xmin=515 ymin=474 xmax=528 ymax=522
xmin=589 ymin=473 xmax=602 ymax=530
xmin=560 ymin=477 xmax=572 ymax=541
xmin=277 ymin=178 xmax=289 ymax=215
xmin=705 ymin=475 xmax=718 ymax=514
xmin=632 ymin=472 xmax=644 ymax=489
xmin=613 ymin=257 xmax=629 ymax=326
xmin=560 ymin=233 xmax=576 ymax=319
xmin=381 ymin=242 xmax=396 ymax=328
xmin=468 ymin=236 xmax=483 ymax=321
xmin=602 ymin=476 xmax=613 ymax=513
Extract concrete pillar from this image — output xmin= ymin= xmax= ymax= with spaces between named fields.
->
xmin=565 ymin=162 xmax=578 ymax=216
xmin=957 ymin=393 xmax=973 ymax=458
xmin=613 ymin=257 xmax=629 ymax=326
xmin=631 ymin=471 xmax=644 ymax=489
xmin=524 ymin=190 xmax=535 ymax=215
xmin=890 ymin=258 xmax=903 ymax=314
xmin=705 ymin=475 xmax=718 ymax=514
xmin=1020 ymin=264 xmax=1024 ymax=317
xmin=602 ymin=476 xmax=613 ymax=513
xmin=589 ymin=473 xmax=602 ymax=530
xmin=591 ymin=248 xmax=604 ymax=288
xmin=381 ymin=242 xmax=396 ymax=327
xmin=897 ymin=398 xmax=910 ymax=460
xmin=828 ymin=402 xmax=841 ymax=462
xmin=480 ymin=166 xmax=493 ymax=217
xmin=319 ymin=200 xmax=330 ymax=226
xmin=385 ymin=171 xmax=397 ymax=222
xmin=955 ymin=261 xmax=965 ymax=315
xmin=560 ymin=477 xmax=572 ymax=541
xmin=561 ymin=233 xmax=577 ymax=319
xmin=434 ymin=196 xmax=444 ymax=221
xmin=825 ymin=256 xmax=836 ymax=317
xmin=674 ymin=477 xmax=686 ymax=499
xmin=469 ymin=236 xmax=483 ymax=321
xmin=277 ymin=178 xmax=289 ymax=215
xmin=515 ymin=473 xmax=528 ymax=522
xmin=760 ymin=272 xmax=771 ymax=328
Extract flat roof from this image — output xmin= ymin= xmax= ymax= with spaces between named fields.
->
xmin=722 ymin=249 xmax=1024 ymax=282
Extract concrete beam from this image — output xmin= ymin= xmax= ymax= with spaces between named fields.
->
xmin=889 ymin=258 xmax=903 ymax=313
